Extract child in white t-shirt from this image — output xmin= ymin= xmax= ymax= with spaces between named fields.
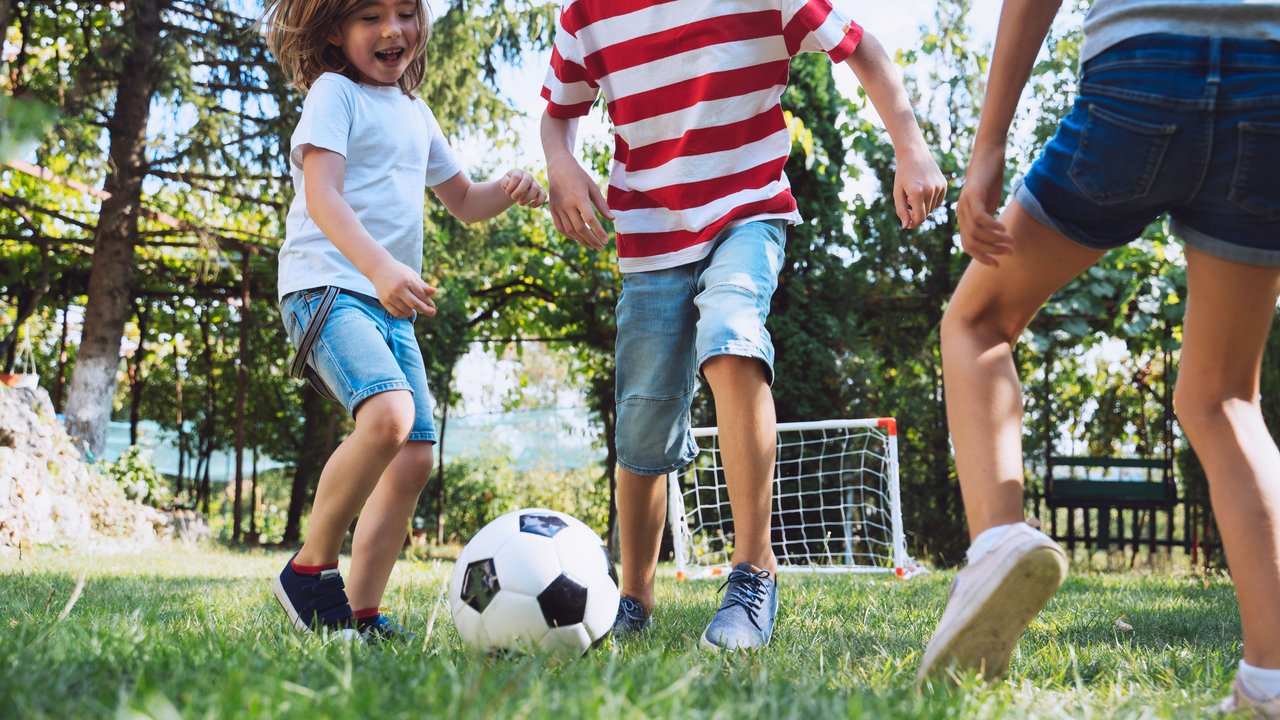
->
xmin=259 ymin=0 xmax=546 ymax=640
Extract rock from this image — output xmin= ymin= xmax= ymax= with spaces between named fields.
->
xmin=0 ymin=384 xmax=167 ymax=550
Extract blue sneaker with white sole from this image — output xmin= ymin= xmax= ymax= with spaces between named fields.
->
xmin=700 ymin=563 xmax=778 ymax=651
xmin=357 ymin=613 xmax=416 ymax=644
xmin=271 ymin=553 xmax=357 ymax=638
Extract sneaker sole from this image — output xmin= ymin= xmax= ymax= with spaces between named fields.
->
xmin=271 ymin=575 xmax=312 ymax=634
xmin=698 ymin=628 xmax=770 ymax=652
xmin=918 ymin=543 xmax=1066 ymax=682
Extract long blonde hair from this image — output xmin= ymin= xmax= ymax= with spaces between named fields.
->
xmin=258 ymin=0 xmax=430 ymax=96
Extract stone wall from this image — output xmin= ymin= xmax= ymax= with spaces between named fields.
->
xmin=0 ymin=384 xmax=167 ymax=549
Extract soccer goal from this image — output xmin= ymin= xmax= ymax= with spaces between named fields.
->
xmin=667 ymin=418 xmax=924 ymax=579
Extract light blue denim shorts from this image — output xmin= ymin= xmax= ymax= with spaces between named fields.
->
xmin=280 ymin=288 xmax=437 ymax=442
xmin=614 ymin=219 xmax=786 ymax=476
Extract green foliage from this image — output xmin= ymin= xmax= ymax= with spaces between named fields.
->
xmin=0 ymin=94 xmax=56 ymax=161
xmin=2 ymin=0 xmax=1236 ymax=566
xmin=424 ymin=452 xmax=608 ymax=543
xmin=100 ymin=445 xmax=169 ymax=507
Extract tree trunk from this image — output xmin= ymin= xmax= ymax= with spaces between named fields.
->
xmin=232 ymin=251 xmax=250 ymax=542
xmin=0 ymin=2 xmax=12 ymax=43
xmin=249 ymin=449 xmax=258 ymax=535
xmin=54 ymin=307 xmax=68 ymax=413
xmin=434 ymin=375 xmax=452 ymax=545
xmin=175 ymin=342 xmax=185 ymax=497
xmin=605 ymin=407 xmax=620 ymax=560
xmin=284 ymin=390 xmax=328 ymax=545
xmin=63 ymin=0 xmax=167 ymax=456
xmin=199 ymin=443 xmax=212 ymax=516
xmin=128 ymin=300 xmax=151 ymax=446
xmin=197 ymin=303 xmax=216 ymax=515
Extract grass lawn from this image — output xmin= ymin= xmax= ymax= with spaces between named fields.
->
xmin=0 ymin=545 xmax=1245 ymax=719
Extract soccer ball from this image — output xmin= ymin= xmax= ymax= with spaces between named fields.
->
xmin=448 ymin=508 xmax=620 ymax=656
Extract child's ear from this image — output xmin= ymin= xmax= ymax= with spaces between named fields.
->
xmin=327 ymin=30 xmax=343 ymax=46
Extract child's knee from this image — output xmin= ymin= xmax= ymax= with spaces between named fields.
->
xmin=354 ymin=391 xmax=416 ymax=449
xmin=1172 ymin=380 xmax=1224 ymax=432
xmin=941 ymin=297 xmax=1023 ymax=348
xmin=1172 ymin=377 xmax=1258 ymax=436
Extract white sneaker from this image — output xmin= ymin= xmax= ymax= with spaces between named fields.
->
xmin=917 ymin=522 xmax=1067 ymax=683
xmin=1218 ymin=677 xmax=1280 ymax=718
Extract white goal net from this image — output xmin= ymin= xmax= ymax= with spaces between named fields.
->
xmin=667 ymin=418 xmax=923 ymax=579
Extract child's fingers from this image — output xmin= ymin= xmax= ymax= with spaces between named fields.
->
xmin=574 ymin=206 xmax=607 ymax=250
xmin=513 ymin=173 xmax=535 ymax=201
xmin=961 ymin=226 xmax=1013 ymax=267
xmin=560 ymin=205 xmax=595 ymax=248
xmin=909 ymin=186 xmax=928 ymax=227
xmin=893 ymin=186 xmax=911 ymax=228
xmin=971 ymin=212 xmax=1013 ymax=244
xmin=525 ymin=185 xmax=548 ymax=208
xmin=588 ymin=182 xmax=614 ymax=220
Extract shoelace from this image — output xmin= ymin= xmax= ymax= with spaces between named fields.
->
xmin=716 ymin=568 xmax=771 ymax=631
xmin=617 ymin=596 xmax=647 ymax=625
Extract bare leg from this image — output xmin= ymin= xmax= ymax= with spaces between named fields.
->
xmin=346 ymin=440 xmax=434 ymax=612
xmin=941 ymin=201 xmax=1104 ymax=542
xmin=921 ymin=200 xmax=1102 ymax=682
xmin=1175 ymin=248 xmax=1280 ymax=668
xmin=702 ymin=354 xmax=778 ymax=575
xmin=295 ymin=391 xmax=415 ymax=566
xmin=617 ymin=467 xmax=666 ymax=611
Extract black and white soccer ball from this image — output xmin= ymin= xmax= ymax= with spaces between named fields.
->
xmin=448 ymin=508 xmax=620 ymax=655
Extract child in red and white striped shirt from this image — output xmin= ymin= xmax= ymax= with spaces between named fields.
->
xmin=541 ymin=0 xmax=945 ymax=650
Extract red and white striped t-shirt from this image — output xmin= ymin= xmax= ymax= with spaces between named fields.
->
xmin=542 ymin=0 xmax=862 ymax=273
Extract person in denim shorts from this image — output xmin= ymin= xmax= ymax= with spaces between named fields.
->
xmin=260 ymin=0 xmax=546 ymax=641
xmin=541 ymin=0 xmax=946 ymax=650
xmin=918 ymin=0 xmax=1280 ymax=712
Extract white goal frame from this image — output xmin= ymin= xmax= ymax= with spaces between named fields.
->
xmin=667 ymin=418 xmax=923 ymax=579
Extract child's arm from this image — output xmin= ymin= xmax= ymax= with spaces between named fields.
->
xmin=302 ymin=146 xmax=437 ymax=319
xmin=957 ymin=0 xmax=1062 ymax=267
xmin=431 ymin=168 xmax=547 ymax=225
xmin=540 ymin=112 xmax=614 ymax=251
xmin=844 ymin=32 xmax=948 ymax=230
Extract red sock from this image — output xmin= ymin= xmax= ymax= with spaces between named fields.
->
xmin=291 ymin=558 xmax=339 ymax=575
xmin=354 ymin=607 xmax=380 ymax=620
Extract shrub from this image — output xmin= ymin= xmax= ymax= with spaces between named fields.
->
xmin=101 ymin=446 xmax=170 ymax=507
xmin=420 ymin=453 xmax=609 ymax=542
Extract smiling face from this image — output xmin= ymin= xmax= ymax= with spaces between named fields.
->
xmin=330 ymin=0 xmax=423 ymax=87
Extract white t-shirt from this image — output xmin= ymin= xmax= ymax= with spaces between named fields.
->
xmin=278 ymin=72 xmax=462 ymax=300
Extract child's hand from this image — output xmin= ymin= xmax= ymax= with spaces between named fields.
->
xmin=956 ymin=144 xmax=1014 ymax=268
xmin=370 ymin=258 xmax=437 ymax=319
xmin=893 ymin=147 xmax=948 ymax=231
xmin=500 ymin=169 xmax=548 ymax=208
xmin=547 ymin=156 xmax=614 ymax=251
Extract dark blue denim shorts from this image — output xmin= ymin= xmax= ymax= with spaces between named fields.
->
xmin=1014 ymin=33 xmax=1280 ymax=265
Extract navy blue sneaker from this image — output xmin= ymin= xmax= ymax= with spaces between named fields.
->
xmin=271 ymin=553 xmax=356 ymax=638
xmin=612 ymin=595 xmax=651 ymax=637
xmin=700 ymin=563 xmax=778 ymax=651
xmin=357 ymin=613 xmax=416 ymax=644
